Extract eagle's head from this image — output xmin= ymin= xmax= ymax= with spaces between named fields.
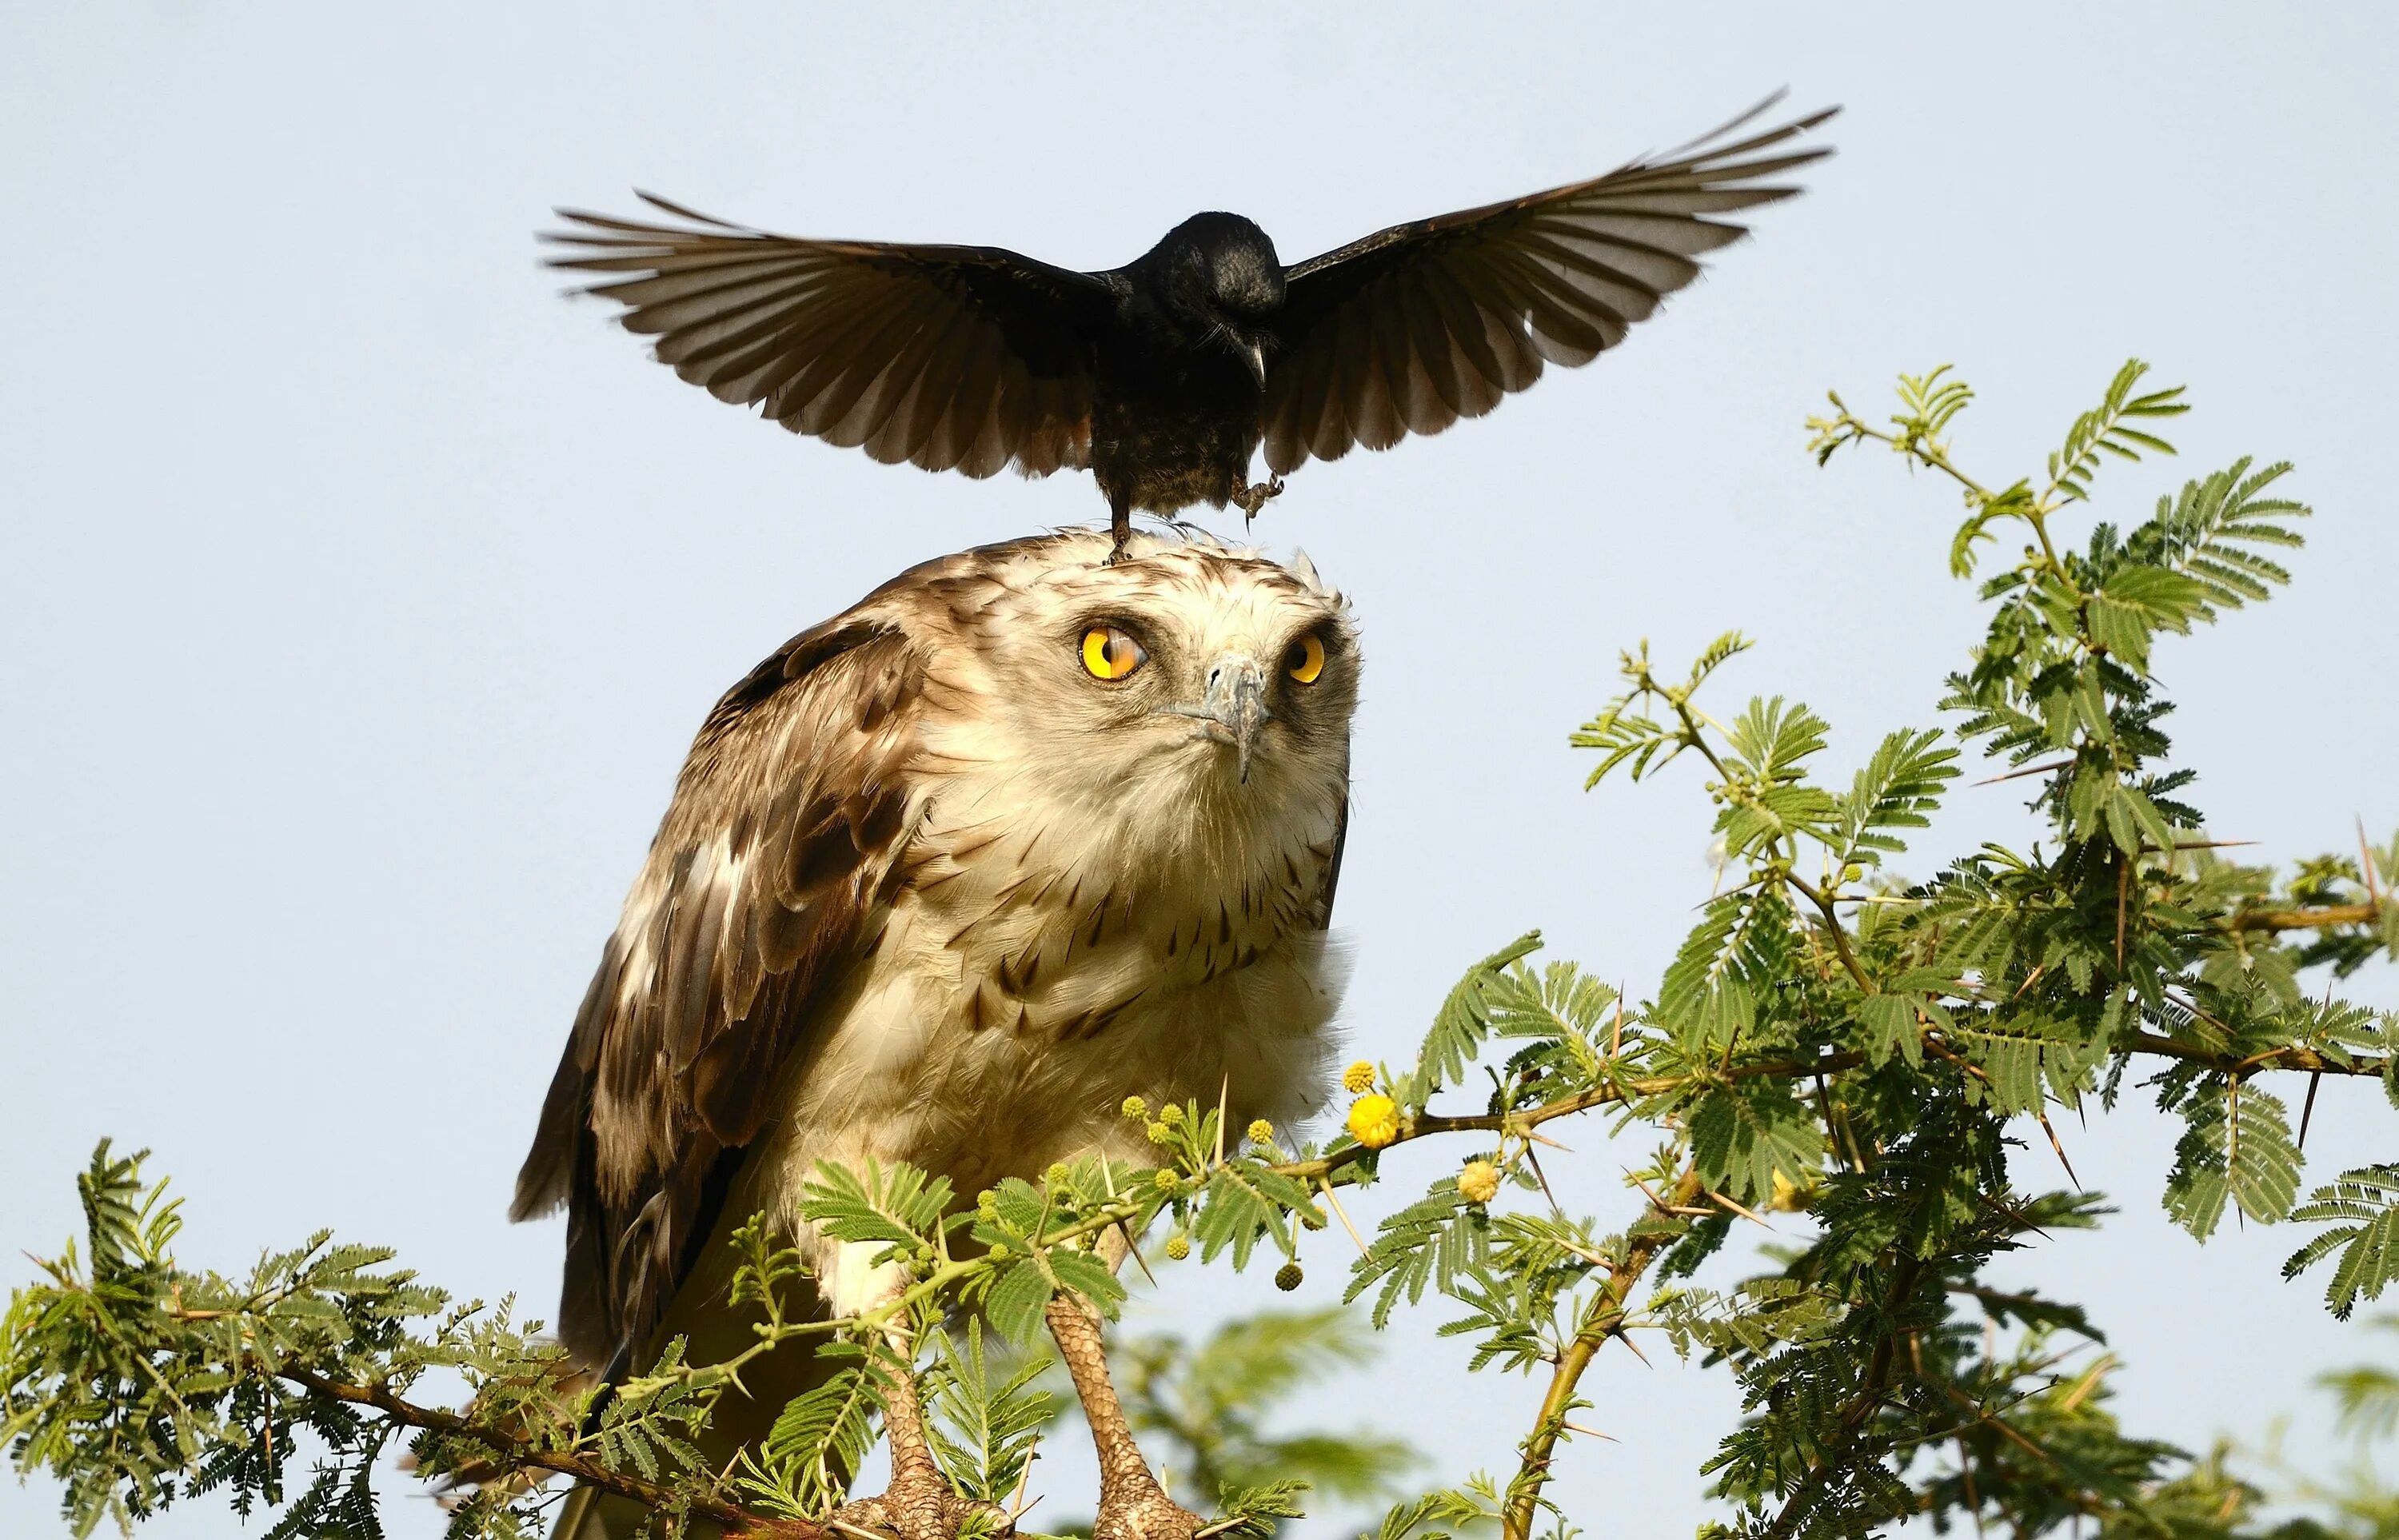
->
xmin=913 ymin=529 xmax=1356 ymax=872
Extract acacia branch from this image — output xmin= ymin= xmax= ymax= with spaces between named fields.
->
xmin=2226 ymin=903 xmax=2381 ymax=933
xmin=1788 ymin=870 xmax=1878 ymax=994
xmin=1500 ymin=1167 xmax=1702 ymax=1540
xmin=2124 ymin=1031 xmax=2383 ymax=1076
xmin=274 ymin=1365 xmax=818 ymax=1538
xmin=1273 ymin=1027 xmax=2385 ymax=1187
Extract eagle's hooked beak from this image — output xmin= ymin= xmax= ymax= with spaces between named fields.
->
xmin=1160 ymin=655 xmax=1272 ymax=782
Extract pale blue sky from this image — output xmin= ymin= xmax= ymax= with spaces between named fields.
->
xmin=4 ymin=5 xmax=2394 ymax=1536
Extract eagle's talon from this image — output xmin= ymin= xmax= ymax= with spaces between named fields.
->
xmin=824 ymin=1343 xmax=1013 ymax=1540
xmin=829 ymin=1477 xmax=1012 ymax=1540
xmin=1090 ymin=1488 xmax=1206 ymax=1540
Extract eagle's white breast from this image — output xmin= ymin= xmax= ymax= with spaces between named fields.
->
xmin=698 ymin=533 xmax=1354 ymax=1312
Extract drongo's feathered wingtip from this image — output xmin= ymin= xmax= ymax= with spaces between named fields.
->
xmin=545 ymin=97 xmax=1837 ymax=521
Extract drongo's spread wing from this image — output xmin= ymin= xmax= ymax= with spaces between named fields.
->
xmin=548 ymin=193 xmax=1117 ymax=480
xmin=1259 ymin=99 xmax=1836 ymax=475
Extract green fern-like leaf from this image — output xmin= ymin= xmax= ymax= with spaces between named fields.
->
xmin=796 ymin=1158 xmax=953 ymax=1258
xmin=1343 ymin=1183 xmax=1491 ymax=1330
xmin=924 ymin=1320 xmax=1055 ymax=1506
xmin=2284 ymin=1165 xmax=2399 ymax=1319
xmin=1687 ymin=631 xmax=1754 ymax=690
xmin=1828 ymin=728 xmax=1959 ymax=870
xmin=2165 ymin=1081 xmax=2302 ymax=1239
xmin=1894 ymin=364 xmax=1974 ymax=445
xmin=2083 ymin=565 xmax=2211 ymax=673
xmin=1207 ymin=1478 xmax=1311 ymax=1540
xmin=2046 ymin=358 xmax=2185 ymax=503
xmin=1399 ymin=933 xmax=1543 ymax=1105
xmin=1367 ymin=1485 xmax=1503 ymax=1540
xmin=2124 ymin=457 xmax=2306 ymax=621
xmin=1687 ymin=1080 xmax=1822 ymax=1206
xmin=1190 ymin=1160 xmax=1315 ymax=1270
xmin=1657 ymin=889 xmax=1791 ymax=1054
xmin=736 ymin=1345 xmax=886 ymax=1518
xmin=1725 ymin=696 xmax=1832 ymax=786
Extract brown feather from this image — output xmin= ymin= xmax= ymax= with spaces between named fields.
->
xmin=513 ymin=616 xmax=925 ymax=1366
xmin=544 ymin=208 xmax=1109 ymax=485
xmin=1261 ymin=100 xmax=1834 ymax=470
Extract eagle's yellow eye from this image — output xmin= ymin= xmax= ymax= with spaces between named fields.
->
xmin=1285 ymin=632 xmax=1326 ymax=684
xmin=1080 ymin=626 xmax=1148 ymax=680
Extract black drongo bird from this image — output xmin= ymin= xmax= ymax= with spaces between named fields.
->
xmin=548 ymin=98 xmax=1834 ymax=555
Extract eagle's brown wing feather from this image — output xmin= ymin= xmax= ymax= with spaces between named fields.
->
xmin=1314 ymin=797 xmax=1347 ymax=931
xmin=1259 ymin=100 xmax=1835 ymax=474
xmin=513 ymin=616 xmax=927 ymax=1369
xmin=547 ymin=193 xmax=1115 ymax=481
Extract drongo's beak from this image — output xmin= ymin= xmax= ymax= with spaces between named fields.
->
xmin=1160 ymin=655 xmax=1272 ymax=782
xmin=1242 ymin=338 xmax=1267 ymax=389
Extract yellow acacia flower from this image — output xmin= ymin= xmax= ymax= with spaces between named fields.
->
xmin=1246 ymin=1119 xmax=1275 ymax=1145
xmin=1346 ymin=1093 xmax=1402 ymax=1149
xmin=1153 ymin=1168 xmax=1180 ymax=1191
xmin=1274 ymin=1261 xmax=1303 ymax=1291
xmin=1164 ymin=1232 xmax=1192 ymax=1261
xmin=1458 ymin=1159 xmax=1502 ymax=1206
xmin=1120 ymin=1095 xmax=1148 ymax=1121
xmin=1341 ymin=1060 xmax=1376 ymax=1093
xmin=1157 ymin=1103 xmax=1185 ymax=1129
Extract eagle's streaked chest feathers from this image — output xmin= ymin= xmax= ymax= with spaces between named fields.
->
xmin=761 ymin=756 xmax=1346 ymax=1215
xmin=717 ymin=535 xmax=1355 ymax=1304
xmin=523 ymin=532 xmax=1359 ymax=1363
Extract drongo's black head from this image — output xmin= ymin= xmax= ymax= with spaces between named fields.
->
xmin=1140 ymin=212 xmax=1286 ymax=382
xmin=1159 ymin=212 xmax=1284 ymax=317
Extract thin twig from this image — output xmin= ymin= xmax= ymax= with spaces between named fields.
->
xmin=2114 ymin=856 xmax=2130 ymax=969
xmin=1974 ymin=759 xmax=2076 ymax=787
xmin=2227 ymin=904 xmax=2379 ymax=933
xmin=1499 ymin=1169 xmax=1699 ymax=1540
xmin=277 ymin=1366 xmax=819 ymax=1537
xmin=1271 ymin=1027 xmax=2387 ymax=1188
